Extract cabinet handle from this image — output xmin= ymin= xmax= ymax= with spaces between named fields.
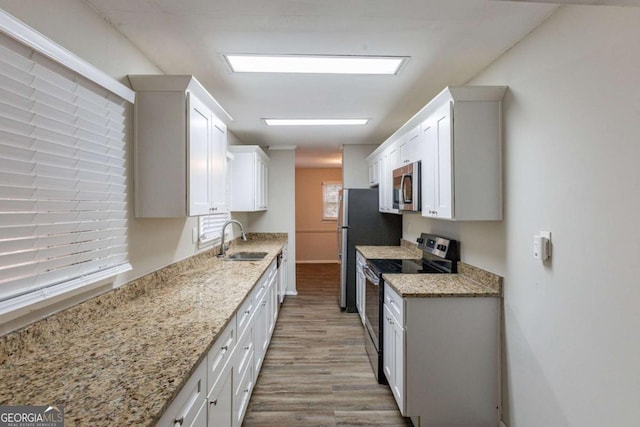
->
xmin=174 ymin=417 xmax=184 ymax=426
xmin=244 ymin=346 xmax=250 ymax=350
xmin=245 ymin=310 xmax=250 ymax=314
xmin=210 ymin=399 xmax=218 ymax=406
xmin=221 ymin=345 xmax=228 ymax=351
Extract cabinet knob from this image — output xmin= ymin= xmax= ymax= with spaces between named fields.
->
xmin=174 ymin=417 xmax=184 ymax=426
xmin=210 ymin=399 xmax=218 ymax=406
xmin=245 ymin=310 xmax=250 ymax=314
xmin=221 ymin=345 xmax=228 ymax=351
xmin=244 ymin=346 xmax=250 ymax=350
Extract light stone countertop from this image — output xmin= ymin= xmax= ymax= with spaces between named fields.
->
xmin=356 ymin=243 xmax=502 ymax=298
xmin=356 ymin=244 xmax=421 ymax=260
xmin=0 ymin=235 xmax=286 ymax=426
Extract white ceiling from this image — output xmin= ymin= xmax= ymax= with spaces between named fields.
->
xmin=84 ymin=0 xmax=562 ymax=167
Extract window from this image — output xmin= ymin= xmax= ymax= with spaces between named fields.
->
xmin=322 ymin=181 xmax=342 ymax=221
xmin=198 ymin=211 xmax=230 ymax=248
xmin=0 ymin=11 xmax=134 ymax=320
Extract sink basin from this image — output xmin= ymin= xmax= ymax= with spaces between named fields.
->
xmin=224 ymin=251 xmax=268 ymax=261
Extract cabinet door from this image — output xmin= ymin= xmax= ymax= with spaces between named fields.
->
xmin=391 ymin=315 xmax=405 ymax=413
xmin=399 ymin=125 xmax=421 ymax=165
xmin=208 ymin=366 xmax=233 ymax=427
xmin=368 ymin=157 xmax=380 ymax=186
xmin=259 ymin=157 xmax=268 ymax=210
xmin=422 ymin=102 xmax=453 ymax=219
xmin=380 ymin=145 xmax=398 ymax=213
xmin=356 ymin=260 xmax=365 ymax=326
xmin=433 ymin=102 xmax=453 ymax=219
xmin=253 ymin=296 xmax=268 ymax=376
xmin=188 ymin=93 xmax=212 ymax=216
xmin=189 ymin=399 xmax=207 ymax=427
xmin=210 ymin=119 xmax=228 ymax=213
xmin=383 ymin=304 xmax=395 ymax=387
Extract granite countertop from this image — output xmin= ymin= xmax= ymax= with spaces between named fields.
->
xmin=356 ymin=243 xmax=502 ymax=298
xmin=356 ymin=244 xmax=421 ymax=260
xmin=0 ymin=235 xmax=286 ymax=426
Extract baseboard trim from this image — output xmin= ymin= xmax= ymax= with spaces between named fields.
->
xmin=296 ymin=260 xmax=340 ymax=264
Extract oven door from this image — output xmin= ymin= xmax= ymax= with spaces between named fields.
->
xmin=363 ymin=264 xmax=381 ymax=351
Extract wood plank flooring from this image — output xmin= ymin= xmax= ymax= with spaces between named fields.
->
xmin=242 ymin=263 xmax=413 ymax=427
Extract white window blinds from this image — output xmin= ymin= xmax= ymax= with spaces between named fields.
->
xmin=0 ymin=27 xmax=132 ymax=315
xmin=199 ymin=212 xmax=230 ymax=246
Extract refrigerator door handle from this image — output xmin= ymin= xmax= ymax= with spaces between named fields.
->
xmin=337 ymin=227 xmax=342 ymax=259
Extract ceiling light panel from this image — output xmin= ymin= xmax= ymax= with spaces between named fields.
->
xmin=264 ymin=119 xmax=369 ymax=126
xmin=225 ymin=54 xmax=406 ymax=75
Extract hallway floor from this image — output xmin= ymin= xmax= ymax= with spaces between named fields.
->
xmin=242 ymin=263 xmax=412 ymax=426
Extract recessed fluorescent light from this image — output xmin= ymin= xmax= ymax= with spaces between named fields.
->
xmin=264 ymin=119 xmax=369 ymax=126
xmin=224 ymin=54 xmax=406 ymax=75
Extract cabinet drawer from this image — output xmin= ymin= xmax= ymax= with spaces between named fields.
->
xmin=384 ymin=284 xmax=404 ymax=322
xmin=156 ymin=358 xmax=207 ymax=427
xmin=207 ymin=320 xmax=235 ymax=396
xmin=253 ymin=275 xmax=269 ymax=305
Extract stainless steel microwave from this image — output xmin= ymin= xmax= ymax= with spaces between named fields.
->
xmin=392 ymin=161 xmax=421 ymax=212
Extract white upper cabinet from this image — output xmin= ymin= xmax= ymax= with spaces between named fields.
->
xmin=129 ymin=75 xmax=232 ymax=217
xmin=368 ymin=85 xmax=506 ymax=221
xmin=379 ymin=142 xmax=399 ymax=214
xmin=368 ymin=153 xmax=381 ymax=187
xmin=228 ymin=145 xmax=269 ymax=212
xmin=421 ymin=87 xmax=506 ymax=220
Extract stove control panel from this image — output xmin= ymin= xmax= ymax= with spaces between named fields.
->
xmin=417 ymin=233 xmax=459 ymax=261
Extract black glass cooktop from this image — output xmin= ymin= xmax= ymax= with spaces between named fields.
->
xmin=367 ymin=258 xmax=450 ymax=275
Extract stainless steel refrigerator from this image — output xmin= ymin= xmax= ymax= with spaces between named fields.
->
xmin=337 ymin=188 xmax=402 ymax=312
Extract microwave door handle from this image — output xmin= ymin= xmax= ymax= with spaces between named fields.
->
xmin=401 ymin=174 xmax=412 ymax=203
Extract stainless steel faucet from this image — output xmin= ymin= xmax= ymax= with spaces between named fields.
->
xmin=218 ymin=220 xmax=248 ymax=257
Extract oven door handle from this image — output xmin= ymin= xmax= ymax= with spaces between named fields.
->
xmin=363 ymin=265 xmax=380 ymax=285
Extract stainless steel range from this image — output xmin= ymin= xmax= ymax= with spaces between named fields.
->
xmin=363 ymin=233 xmax=459 ymax=384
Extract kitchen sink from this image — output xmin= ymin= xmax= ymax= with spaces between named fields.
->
xmin=224 ymin=251 xmax=268 ymax=261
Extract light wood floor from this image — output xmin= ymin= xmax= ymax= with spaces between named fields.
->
xmin=242 ymin=263 xmax=413 ymax=427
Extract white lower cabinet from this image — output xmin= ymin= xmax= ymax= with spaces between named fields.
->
xmin=277 ymin=246 xmax=288 ymax=304
xmin=383 ymin=284 xmax=500 ymax=427
xmin=355 ymin=251 xmax=366 ymax=326
xmin=158 ymin=259 xmax=280 ymax=427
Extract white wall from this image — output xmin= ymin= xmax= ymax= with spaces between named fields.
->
xmin=342 ymin=144 xmax=377 ymax=188
xmin=249 ymin=148 xmax=297 ymax=294
xmin=405 ymin=5 xmax=640 ymax=426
